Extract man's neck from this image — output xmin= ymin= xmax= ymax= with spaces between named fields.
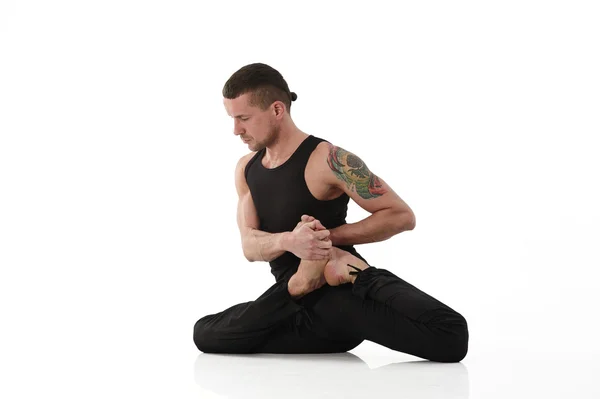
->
xmin=264 ymin=129 xmax=309 ymax=165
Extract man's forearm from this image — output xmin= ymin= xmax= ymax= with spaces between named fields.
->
xmin=243 ymin=228 xmax=292 ymax=262
xmin=329 ymin=209 xmax=415 ymax=246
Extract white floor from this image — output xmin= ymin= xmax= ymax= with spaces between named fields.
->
xmin=193 ymin=344 xmax=600 ymax=399
xmin=3 ymin=337 xmax=598 ymax=398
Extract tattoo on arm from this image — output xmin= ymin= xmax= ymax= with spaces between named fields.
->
xmin=327 ymin=144 xmax=388 ymax=199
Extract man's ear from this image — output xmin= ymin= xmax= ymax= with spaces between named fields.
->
xmin=272 ymin=101 xmax=286 ymax=118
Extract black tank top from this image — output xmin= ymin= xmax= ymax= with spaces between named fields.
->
xmin=244 ymin=134 xmax=369 ymax=282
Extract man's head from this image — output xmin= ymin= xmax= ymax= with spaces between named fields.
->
xmin=222 ymin=63 xmax=297 ymax=151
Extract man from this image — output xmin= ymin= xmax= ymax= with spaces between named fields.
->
xmin=193 ymin=63 xmax=469 ymax=362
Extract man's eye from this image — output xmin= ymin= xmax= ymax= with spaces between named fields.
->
xmin=241 ymin=118 xmax=249 ymax=121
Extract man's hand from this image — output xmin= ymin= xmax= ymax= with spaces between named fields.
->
xmin=293 ymin=214 xmax=326 ymax=232
xmin=287 ymin=215 xmax=332 ymax=260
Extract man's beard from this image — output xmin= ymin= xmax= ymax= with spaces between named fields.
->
xmin=254 ymin=124 xmax=280 ymax=152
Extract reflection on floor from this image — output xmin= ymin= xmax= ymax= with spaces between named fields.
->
xmin=194 ymin=351 xmax=469 ymax=399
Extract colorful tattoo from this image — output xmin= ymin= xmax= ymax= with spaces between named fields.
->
xmin=327 ymin=144 xmax=388 ymax=199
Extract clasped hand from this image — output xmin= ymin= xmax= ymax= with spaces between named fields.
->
xmin=288 ymin=214 xmax=333 ymax=260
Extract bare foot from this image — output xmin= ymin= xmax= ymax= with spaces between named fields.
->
xmin=288 ymin=259 xmax=328 ymax=298
xmin=324 ymin=247 xmax=370 ymax=286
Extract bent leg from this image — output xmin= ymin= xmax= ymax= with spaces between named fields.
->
xmin=193 ymin=259 xmax=363 ymax=354
xmin=253 ymin=318 xmax=364 ymax=354
xmin=314 ymin=260 xmax=469 ymax=362
xmin=355 ymin=267 xmax=468 ymax=362
xmin=193 ymin=278 xmax=302 ymax=353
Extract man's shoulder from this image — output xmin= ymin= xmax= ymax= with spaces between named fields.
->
xmin=313 ymin=139 xmax=333 ymax=155
xmin=234 ymin=151 xmax=259 ymax=195
xmin=312 ymin=140 xmax=337 ymax=164
xmin=308 ymin=140 xmax=337 ymax=178
xmin=235 ymin=151 xmax=259 ymax=176
xmin=237 ymin=151 xmax=258 ymax=166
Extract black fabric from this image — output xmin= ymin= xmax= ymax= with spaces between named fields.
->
xmin=193 ymin=135 xmax=469 ymax=361
xmin=244 ymin=134 xmax=368 ymax=282
xmin=193 ymin=266 xmax=469 ymax=362
xmin=347 ymin=263 xmax=362 ymax=275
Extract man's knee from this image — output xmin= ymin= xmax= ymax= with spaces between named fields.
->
xmin=193 ymin=317 xmax=217 ymax=353
xmin=432 ymin=316 xmax=469 ymax=363
xmin=440 ymin=328 xmax=469 ymax=362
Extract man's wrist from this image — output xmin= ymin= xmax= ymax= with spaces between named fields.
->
xmin=279 ymin=231 xmax=292 ymax=252
xmin=328 ymin=226 xmax=340 ymax=246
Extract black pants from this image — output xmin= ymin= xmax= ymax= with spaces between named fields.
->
xmin=193 ymin=266 xmax=469 ymax=362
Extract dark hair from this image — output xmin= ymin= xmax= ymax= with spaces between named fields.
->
xmin=222 ymin=63 xmax=297 ymax=113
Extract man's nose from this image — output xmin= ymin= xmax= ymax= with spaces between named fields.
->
xmin=233 ymin=120 xmax=244 ymax=136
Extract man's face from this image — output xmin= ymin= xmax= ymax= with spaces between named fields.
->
xmin=223 ymin=93 xmax=278 ymax=152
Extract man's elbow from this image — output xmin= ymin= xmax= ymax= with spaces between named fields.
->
xmin=243 ymin=250 xmax=257 ymax=262
xmin=241 ymin=239 xmax=256 ymax=262
xmin=407 ymin=212 xmax=416 ymax=230
xmin=396 ymin=210 xmax=416 ymax=232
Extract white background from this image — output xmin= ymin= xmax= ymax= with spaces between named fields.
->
xmin=1 ymin=1 xmax=599 ymax=398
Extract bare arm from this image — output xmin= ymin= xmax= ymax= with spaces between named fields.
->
xmin=235 ymin=155 xmax=293 ymax=262
xmin=245 ymin=232 xmax=290 ymax=263
xmin=328 ymin=208 xmax=412 ymax=246
xmin=238 ymin=193 xmax=292 ymax=262
xmin=322 ymin=143 xmax=416 ymax=246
